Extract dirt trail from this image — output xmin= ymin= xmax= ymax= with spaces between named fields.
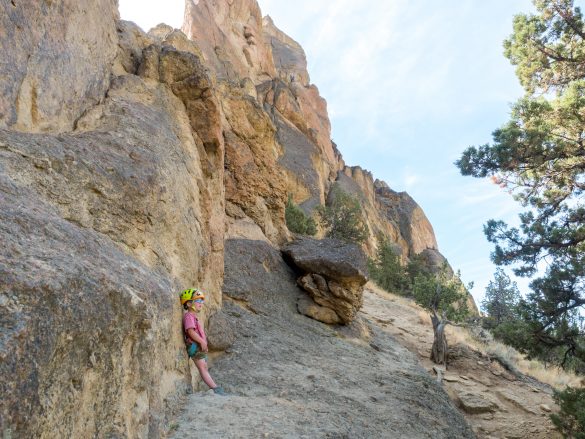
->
xmin=361 ymin=287 xmax=561 ymax=439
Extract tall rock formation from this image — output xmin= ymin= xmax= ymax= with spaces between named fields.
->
xmin=0 ymin=0 xmax=475 ymax=437
xmin=1 ymin=8 xmax=225 ymax=438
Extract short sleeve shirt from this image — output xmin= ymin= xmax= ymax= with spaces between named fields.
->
xmin=183 ymin=312 xmax=203 ymax=346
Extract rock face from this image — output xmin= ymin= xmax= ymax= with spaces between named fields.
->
xmin=0 ymin=0 xmax=119 ymax=131
xmin=1 ymin=13 xmax=225 ymax=439
xmin=0 ymin=182 xmax=186 ymax=438
xmin=283 ymin=238 xmax=368 ymax=324
xmin=0 ymin=0 xmax=478 ymax=437
xmin=182 ymin=0 xmax=276 ymax=82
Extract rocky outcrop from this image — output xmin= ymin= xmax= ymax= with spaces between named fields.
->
xmin=182 ymin=0 xmax=340 ymax=227
xmin=181 ymin=0 xmax=276 ymax=83
xmin=168 ymin=238 xmax=475 ymax=438
xmin=374 ymin=179 xmax=438 ymax=256
xmin=283 ymin=238 xmax=368 ymax=324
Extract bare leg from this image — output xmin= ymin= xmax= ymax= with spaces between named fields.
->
xmin=194 ymin=358 xmax=217 ymax=389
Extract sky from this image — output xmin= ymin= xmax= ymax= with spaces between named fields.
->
xmin=118 ymin=0 xmax=542 ymax=306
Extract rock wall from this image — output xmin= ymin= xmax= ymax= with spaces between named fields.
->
xmin=0 ymin=0 xmax=476 ymax=437
xmin=1 ymin=10 xmax=225 ymax=439
xmin=0 ymin=0 xmax=119 ymax=132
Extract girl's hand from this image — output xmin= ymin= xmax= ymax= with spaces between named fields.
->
xmin=201 ymin=342 xmax=208 ymax=352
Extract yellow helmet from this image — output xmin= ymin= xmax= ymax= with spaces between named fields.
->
xmin=180 ymin=288 xmax=205 ymax=305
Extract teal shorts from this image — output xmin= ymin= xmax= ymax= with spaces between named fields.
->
xmin=187 ymin=343 xmax=207 ymax=361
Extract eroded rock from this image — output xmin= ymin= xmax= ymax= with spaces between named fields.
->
xmin=206 ymin=310 xmax=236 ymax=351
xmin=0 ymin=0 xmax=119 ymax=131
xmin=283 ymin=237 xmax=368 ymax=324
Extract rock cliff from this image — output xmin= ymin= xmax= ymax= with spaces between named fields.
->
xmin=0 ymin=0 xmax=476 ymax=437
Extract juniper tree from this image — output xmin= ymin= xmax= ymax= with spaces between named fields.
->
xmin=456 ymin=0 xmax=585 ymax=368
xmin=412 ymin=265 xmax=470 ymax=368
xmin=285 ymin=195 xmax=317 ymax=236
xmin=367 ymin=240 xmax=408 ymax=294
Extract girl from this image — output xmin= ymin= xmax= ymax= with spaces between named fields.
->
xmin=180 ymin=288 xmax=225 ymax=395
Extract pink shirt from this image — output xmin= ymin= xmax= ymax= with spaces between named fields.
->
xmin=183 ymin=312 xmax=204 ymax=346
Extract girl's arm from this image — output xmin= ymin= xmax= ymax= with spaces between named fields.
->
xmin=187 ymin=328 xmax=208 ymax=352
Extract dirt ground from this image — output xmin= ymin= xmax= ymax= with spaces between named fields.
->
xmin=361 ymin=286 xmax=561 ymax=439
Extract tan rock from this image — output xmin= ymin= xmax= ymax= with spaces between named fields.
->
xmin=444 ymin=374 xmax=461 ymax=383
xmin=469 ymin=374 xmax=493 ymax=387
xmin=182 ymin=0 xmax=276 ymax=82
xmin=456 ymin=391 xmax=499 ymax=414
xmin=297 ymin=295 xmax=341 ymax=324
xmin=0 ymin=0 xmax=119 ymax=131
xmin=496 ymin=389 xmax=539 ymax=415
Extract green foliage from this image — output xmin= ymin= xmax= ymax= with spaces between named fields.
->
xmin=368 ymin=240 xmax=409 ymax=294
xmin=481 ymin=268 xmax=521 ymax=327
xmin=550 ymin=386 xmax=585 ymax=439
xmin=456 ymin=0 xmax=585 ymax=368
xmin=405 ymin=253 xmax=433 ymax=289
xmin=318 ymin=185 xmax=369 ymax=244
xmin=285 ymin=195 xmax=317 ymax=236
xmin=412 ymin=264 xmax=470 ymax=323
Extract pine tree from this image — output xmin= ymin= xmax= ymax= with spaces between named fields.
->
xmin=456 ymin=0 xmax=585 ymax=367
xmin=481 ymin=268 xmax=521 ymax=327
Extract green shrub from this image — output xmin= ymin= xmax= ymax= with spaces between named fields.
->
xmin=285 ymin=195 xmax=317 ymax=235
xmin=551 ymin=387 xmax=585 ymax=439
xmin=405 ymin=253 xmax=433 ymax=291
xmin=368 ymin=240 xmax=409 ymax=294
xmin=317 ymin=185 xmax=369 ymax=244
xmin=411 ymin=264 xmax=470 ymax=323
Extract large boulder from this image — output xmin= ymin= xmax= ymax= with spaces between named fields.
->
xmin=282 ymin=237 xmax=368 ymax=324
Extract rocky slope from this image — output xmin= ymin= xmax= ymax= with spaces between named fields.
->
xmin=170 ymin=239 xmax=474 ymax=438
xmin=1 ymin=0 xmax=477 ymax=437
xmin=362 ymin=285 xmax=561 ymax=438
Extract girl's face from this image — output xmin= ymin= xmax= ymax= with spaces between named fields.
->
xmin=191 ymin=300 xmax=204 ymax=311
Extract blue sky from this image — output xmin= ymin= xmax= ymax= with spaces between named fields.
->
xmin=119 ymin=0 xmax=541 ymax=306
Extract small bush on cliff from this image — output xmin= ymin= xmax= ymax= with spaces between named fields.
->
xmin=318 ymin=185 xmax=369 ymax=244
xmin=368 ymin=240 xmax=409 ymax=294
xmin=285 ymin=195 xmax=317 ymax=235
xmin=551 ymin=386 xmax=585 ymax=439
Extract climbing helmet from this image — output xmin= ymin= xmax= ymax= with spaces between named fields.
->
xmin=180 ymin=288 xmax=205 ymax=306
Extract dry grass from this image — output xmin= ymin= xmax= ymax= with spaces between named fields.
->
xmin=367 ymin=281 xmax=583 ymax=390
xmin=482 ymin=339 xmax=583 ymax=389
xmin=449 ymin=321 xmax=583 ymax=389
xmin=366 ymin=281 xmax=419 ymax=309
xmin=417 ymin=310 xmax=431 ymax=325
